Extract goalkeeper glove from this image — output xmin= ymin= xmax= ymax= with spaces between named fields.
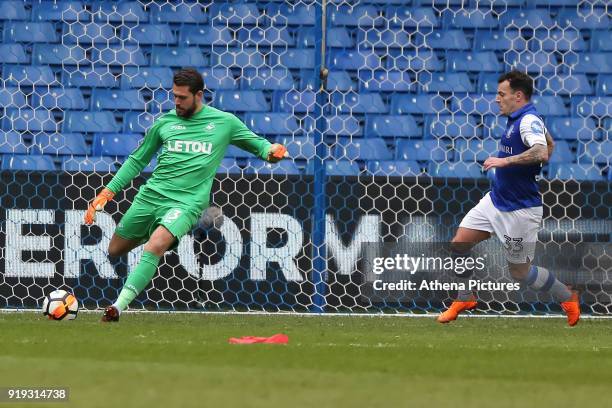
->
xmin=84 ymin=187 xmax=115 ymax=225
xmin=267 ymin=144 xmax=288 ymax=163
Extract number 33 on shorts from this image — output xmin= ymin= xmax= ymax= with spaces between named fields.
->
xmin=162 ymin=208 xmax=183 ymax=224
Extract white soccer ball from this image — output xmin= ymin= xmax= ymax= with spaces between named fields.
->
xmin=42 ymin=290 xmax=79 ymax=321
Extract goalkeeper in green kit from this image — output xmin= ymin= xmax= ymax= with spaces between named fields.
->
xmin=84 ymin=68 xmax=288 ymax=322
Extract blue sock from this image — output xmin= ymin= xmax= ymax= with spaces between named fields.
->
xmin=525 ymin=265 xmax=571 ymax=302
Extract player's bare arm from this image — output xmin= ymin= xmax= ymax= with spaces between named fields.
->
xmin=483 ymin=144 xmax=548 ymax=170
xmin=545 ymin=131 xmax=555 ymax=161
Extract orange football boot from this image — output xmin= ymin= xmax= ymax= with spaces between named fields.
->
xmin=560 ymin=290 xmax=580 ymax=327
xmin=437 ymin=297 xmax=477 ymax=323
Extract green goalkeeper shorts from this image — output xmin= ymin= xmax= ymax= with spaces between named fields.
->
xmin=115 ymin=192 xmax=200 ymax=250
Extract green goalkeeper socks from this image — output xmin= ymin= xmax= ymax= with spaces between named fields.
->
xmin=114 ymin=251 xmax=161 ymax=311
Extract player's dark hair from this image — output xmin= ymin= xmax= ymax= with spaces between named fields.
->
xmin=173 ymin=68 xmax=204 ymax=95
xmin=498 ymin=70 xmax=533 ymax=100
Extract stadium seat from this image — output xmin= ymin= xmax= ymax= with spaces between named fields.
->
xmin=478 ymin=72 xmax=501 ymax=93
xmin=301 ymin=70 xmax=354 ymax=91
xmin=123 ymin=112 xmax=154 ymax=134
xmin=121 ymin=67 xmax=174 ymax=89
xmin=537 ymin=75 xmax=592 ymax=95
xmin=0 ymin=131 xmax=28 ymax=154
xmin=274 ymin=49 xmax=313 ymax=70
xmin=237 ymin=27 xmax=295 ymax=47
xmin=145 ymin=90 xmax=173 ymax=113
xmin=245 ymin=159 xmax=301 ymax=175
xmin=179 ymin=25 xmax=235 ymax=46
xmin=124 ymin=24 xmax=176 ymax=45
xmin=213 ymin=48 xmax=265 ymax=69
xmin=224 ymin=145 xmax=252 ymax=159
xmin=530 ymin=30 xmax=587 ymax=52
xmin=557 ymin=9 xmax=609 ymax=30
xmin=91 ymin=89 xmax=146 ymax=110
xmin=333 ymin=138 xmax=392 ymax=161
xmin=274 ymin=90 xmax=317 ymax=113
xmin=32 ymin=44 xmax=85 ymax=66
xmin=499 ymin=9 xmax=553 ymax=28
xmin=0 ymin=88 xmax=26 ymax=109
xmin=296 ymin=28 xmax=316 ymax=48
xmin=577 ymin=141 xmax=612 ymax=165
xmin=359 ymin=70 xmax=413 ymax=92
xmin=214 ymin=91 xmax=269 ymax=112
xmin=216 ymin=158 xmax=242 ymax=175
xmin=454 ymin=138 xmax=498 ymax=162
xmin=529 ymin=0 xmax=582 ymax=5
xmin=330 ymin=5 xmax=382 ymax=27
xmin=357 ymin=29 xmax=410 ymax=49
xmin=426 ymin=115 xmax=480 ymax=138
xmin=571 ymin=53 xmax=611 ymax=74
xmin=32 ymin=1 xmax=84 ymax=22
xmin=150 ymin=46 xmax=207 ymax=67
xmin=505 ymin=51 xmax=556 ymax=73
xmin=278 ymin=136 xmax=318 ymax=160
xmin=474 ymin=30 xmax=526 ymax=51
xmin=0 ymin=44 xmax=29 ymax=64
xmin=596 ymin=75 xmax=612 ymax=96
xmin=31 ymin=133 xmax=88 ymax=156
xmin=61 ymin=156 xmax=117 ymax=173
xmin=420 ymin=73 xmax=474 ymax=93
xmin=325 ymin=115 xmax=363 ymax=137
xmin=366 ymin=160 xmax=422 ymax=177
xmin=149 ymin=3 xmax=207 ymax=24
xmin=198 ymin=68 xmax=237 ymax=90
xmin=531 ymin=95 xmax=569 ymax=116
xmin=447 ymin=51 xmax=500 ymax=72
xmin=3 ymin=109 xmax=58 ymax=132
xmin=483 ymin=115 xmax=506 ymax=138
xmin=90 ymin=1 xmax=147 ymax=22
xmin=305 ymin=160 xmax=360 ymax=176
xmin=444 ymin=10 xmax=498 ymax=29
xmin=365 ymin=115 xmax=420 ymax=138
xmin=1 ymin=155 xmax=55 ymax=171
xmin=265 ymin=3 xmax=315 ymax=26
xmin=423 ymin=30 xmax=470 ymax=50
xmin=63 ymin=68 xmax=118 ymax=88
xmin=546 ymin=117 xmax=598 ymax=141
xmin=63 ymin=111 xmax=119 ymax=133
xmin=386 ymin=50 xmax=444 ymax=71
xmin=35 ymin=88 xmax=87 ymax=110
xmin=385 ymin=7 xmax=439 ymax=27
xmin=591 ymin=31 xmax=612 ymax=52
xmin=547 ymin=140 xmax=573 ymax=164
xmin=209 ymin=3 xmax=261 ymax=26
xmin=244 ymin=113 xmax=300 ymax=136
xmin=92 ymin=133 xmax=141 ymax=157
xmin=391 ymin=94 xmax=447 ymax=115
xmin=326 ymin=27 xmax=355 ymax=48
xmin=329 ymin=50 xmax=382 ymax=70
xmin=93 ymin=46 xmax=147 ymax=66
xmin=428 ymin=161 xmax=483 ymax=179
xmin=549 ymin=163 xmax=603 ymax=181
xmin=395 ymin=139 xmax=451 ymax=161
xmin=451 ymin=94 xmax=499 ymax=115
xmin=4 ymin=65 xmax=56 ymax=86
xmin=62 ymin=22 xmax=118 ymax=44
xmin=0 ymin=1 xmax=30 ymax=20
xmin=572 ymin=97 xmax=611 ymax=118
xmin=241 ymin=68 xmax=294 ymax=91
xmin=331 ymin=92 xmax=388 ymax=114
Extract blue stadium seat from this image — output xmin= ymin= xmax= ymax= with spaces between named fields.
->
xmin=2 ymin=155 xmax=55 ymax=171
xmin=213 ymin=48 xmax=265 ymax=69
xmin=216 ymin=158 xmax=242 ymax=175
xmin=572 ymin=97 xmax=612 ymax=118
xmin=301 ymin=70 xmax=354 ymax=91
xmin=63 ymin=68 xmax=118 ymax=88
xmin=499 ymin=9 xmax=553 ymax=28
xmin=529 ymin=0 xmax=582 ymax=5
xmin=91 ymin=89 xmax=146 ymax=110
xmin=241 ymin=68 xmax=294 ymax=91
xmin=531 ymin=30 xmax=587 ymax=52
xmin=326 ymin=115 xmax=363 ymax=137
xmin=532 ymin=95 xmax=569 ymax=116
xmin=237 ymin=27 xmax=295 ymax=47
xmin=0 ymin=87 xmax=26 ymax=109
xmin=149 ymin=3 xmax=207 ymax=24
xmin=330 ymin=5 xmax=382 ymax=27
xmin=92 ymin=133 xmax=141 ymax=157
xmin=0 ymin=44 xmax=29 ymax=64
xmin=505 ymin=51 xmax=556 ymax=73
xmin=455 ymin=138 xmax=499 ymax=162
xmin=209 ymin=3 xmax=261 ymax=26
xmin=331 ymin=92 xmax=388 ymax=114
xmin=571 ymin=53 xmax=611 ymax=74
xmin=274 ymin=90 xmax=317 ymax=113
xmin=31 ymin=133 xmax=88 ymax=156
xmin=357 ymin=28 xmax=409 ymax=49
xmin=296 ymin=28 xmax=316 ymax=48
xmin=90 ymin=1 xmax=147 ymax=22
xmin=538 ymin=75 xmax=592 ymax=95
xmin=245 ymin=159 xmax=301 ymax=175
xmin=391 ymin=94 xmax=447 ymax=115
xmin=359 ymin=70 xmax=413 ymax=92
xmin=426 ymin=115 xmax=480 ymax=138
xmin=444 ymin=10 xmax=498 ymax=29
xmin=557 ymin=9 xmax=609 ymax=30
xmin=596 ymin=75 xmax=612 ymax=96
xmin=121 ymin=67 xmax=173 ymax=89
xmin=179 ymin=25 xmax=234 ymax=46
xmin=474 ymin=30 xmax=526 ymax=51
xmin=61 ymin=156 xmax=117 ymax=173
xmin=549 ymin=163 xmax=603 ymax=181
xmin=244 ymin=113 xmax=300 ymax=136
xmin=3 ymin=22 xmax=57 ymax=43
xmin=275 ymin=49 xmax=314 ymax=69
xmin=447 ymin=51 xmax=500 ymax=72
xmin=365 ymin=115 xmax=420 ymax=138
xmin=266 ymin=3 xmax=315 ymax=26
xmin=123 ymin=24 xmax=176 ymax=45
xmin=547 ymin=140 xmax=573 ymax=164
xmin=428 ymin=161 xmax=484 ymax=179
xmin=329 ymin=50 xmax=382 ymax=70
xmin=3 ymin=109 xmax=58 ymax=132
xmin=63 ymin=111 xmax=119 ymax=133
xmin=0 ymin=1 xmax=30 ymax=20
xmin=150 ymin=46 xmax=207 ymax=67
xmin=0 ymin=131 xmax=28 ymax=154
xmin=306 ymin=161 xmax=360 ymax=176
xmin=32 ymin=1 xmax=84 ymax=22
xmin=421 ymin=73 xmax=474 ymax=92
xmin=123 ymin=112 xmax=154 ymax=134
xmin=577 ymin=141 xmax=612 ymax=165
xmin=214 ymin=91 xmax=269 ymax=112
xmin=62 ymin=22 xmax=118 ymax=44
xmin=478 ymin=72 xmax=501 ymax=93
xmin=145 ymin=90 xmax=173 ymax=113
xmin=451 ymin=94 xmax=499 ymax=115
xmin=35 ymin=88 xmax=87 ymax=110
xmin=385 ymin=7 xmax=439 ymax=27
xmin=591 ymin=31 xmax=612 ymax=52
xmin=326 ymin=27 xmax=355 ymax=48
xmin=547 ymin=117 xmax=598 ymax=141
xmin=4 ymin=66 xmax=55 ymax=86
xmin=93 ymin=46 xmax=147 ymax=66
xmin=32 ymin=44 xmax=85 ymax=66
xmin=200 ymin=68 xmax=237 ymax=90
xmin=333 ymin=138 xmax=392 ymax=161
xmin=423 ymin=30 xmax=470 ymax=50
xmin=386 ymin=50 xmax=444 ymax=71
xmin=224 ymin=145 xmax=252 ymax=159
xmin=483 ymin=115 xmax=506 ymax=138
xmin=366 ymin=160 xmax=422 ymax=177
xmin=395 ymin=139 xmax=451 ymax=161
xmin=279 ymin=136 xmax=318 ymax=160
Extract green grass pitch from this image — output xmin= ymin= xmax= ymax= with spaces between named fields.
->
xmin=1 ymin=312 xmax=611 ymax=408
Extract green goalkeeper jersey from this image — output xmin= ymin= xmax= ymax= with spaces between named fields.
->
xmin=106 ymin=105 xmax=272 ymax=212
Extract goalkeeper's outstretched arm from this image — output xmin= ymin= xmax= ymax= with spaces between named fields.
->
xmin=229 ymin=114 xmax=289 ymax=163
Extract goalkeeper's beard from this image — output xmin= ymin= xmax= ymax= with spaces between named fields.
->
xmin=176 ymin=101 xmax=197 ymax=118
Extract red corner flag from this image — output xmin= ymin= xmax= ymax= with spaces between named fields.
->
xmin=228 ymin=334 xmax=289 ymax=344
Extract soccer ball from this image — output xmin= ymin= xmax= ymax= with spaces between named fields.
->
xmin=42 ymin=290 xmax=79 ymax=321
